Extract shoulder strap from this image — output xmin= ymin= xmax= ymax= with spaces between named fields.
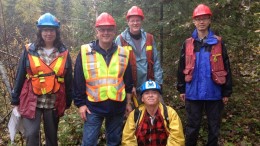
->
xmin=134 ymin=108 xmax=142 ymax=129
xmin=162 ymin=104 xmax=170 ymax=129
xmin=120 ymin=35 xmax=128 ymax=46
xmin=145 ymin=33 xmax=153 ymax=46
xmin=145 ymin=33 xmax=155 ymax=80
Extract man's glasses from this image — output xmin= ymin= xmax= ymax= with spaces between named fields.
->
xmin=194 ymin=17 xmax=210 ymax=22
xmin=129 ymin=20 xmax=142 ymax=24
xmin=96 ymin=28 xmax=115 ymax=33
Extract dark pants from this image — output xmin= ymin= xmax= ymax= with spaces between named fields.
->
xmin=23 ymin=108 xmax=59 ymax=146
xmin=185 ymin=100 xmax=224 ymax=146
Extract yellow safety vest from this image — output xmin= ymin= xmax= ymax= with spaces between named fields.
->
xmin=81 ymin=44 xmax=129 ymax=102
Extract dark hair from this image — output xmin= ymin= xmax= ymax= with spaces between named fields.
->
xmin=35 ymin=28 xmax=64 ymax=49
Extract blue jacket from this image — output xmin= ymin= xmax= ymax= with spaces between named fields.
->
xmin=177 ymin=29 xmax=232 ymax=100
xmin=115 ymin=28 xmax=163 ymax=90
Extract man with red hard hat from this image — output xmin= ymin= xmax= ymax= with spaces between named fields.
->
xmin=177 ymin=4 xmax=232 ymax=145
xmin=73 ymin=12 xmax=133 ymax=145
xmin=115 ymin=6 xmax=163 ymax=107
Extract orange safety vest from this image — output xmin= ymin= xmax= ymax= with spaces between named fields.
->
xmin=26 ymin=45 xmax=68 ymax=95
xmin=184 ymin=36 xmax=227 ymax=85
xmin=120 ymin=33 xmax=154 ymax=87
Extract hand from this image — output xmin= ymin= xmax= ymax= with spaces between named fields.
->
xmin=79 ymin=105 xmax=91 ymax=121
xmin=222 ymin=97 xmax=228 ymax=105
xmin=132 ymin=87 xmax=137 ymax=97
xmin=125 ymin=102 xmax=133 ymax=117
xmin=180 ymin=94 xmax=186 ymax=102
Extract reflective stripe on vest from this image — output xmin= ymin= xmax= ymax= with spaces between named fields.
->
xmin=120 ymin=33 xmax=154 ymax=86
xmin=26 ymin=45 xmax=68 ymax=95
xmin=81 ymin=44 xmax=129 ymax=102
xmin=184 ymin=36 xmax=227 ymax=84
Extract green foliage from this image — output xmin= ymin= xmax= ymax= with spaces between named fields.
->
xmin=0 ymin=0 xmax=259 ymax=145
xmin=58 ymin=106 xmax=83 ymax=145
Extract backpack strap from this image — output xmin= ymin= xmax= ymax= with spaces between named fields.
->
xmin=134 ymin=104 xmax=169 ymax=129
xmin=134 ymin=108 xmax=142 ymax=129
xmin=162 ymin=104 xmax=170 ymax=129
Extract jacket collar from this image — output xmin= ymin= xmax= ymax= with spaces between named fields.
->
xmin=120 ymin=28 xmax=147 ymax=49
xmin=28 ymin=43 xmax=67 ymax=53
xmin=192 ymin=29 xmax=218 ymax=45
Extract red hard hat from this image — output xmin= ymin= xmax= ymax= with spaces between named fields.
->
xmin=126 ymin=6 xmax=144 ymax=20
xmin=95 ymin=12 xmax=116 ymax=27
xmin=193 ymin=4 xmax=212 ymax=18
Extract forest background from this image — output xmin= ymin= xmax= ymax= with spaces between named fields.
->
xmin=0 ymin=0 xmax=259 ymax=145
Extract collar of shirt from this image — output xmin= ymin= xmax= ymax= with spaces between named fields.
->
xmin=90 ymin=40 xmax=117 ymax=56
xmin=38 ymin=47 xmax=59 ymax=53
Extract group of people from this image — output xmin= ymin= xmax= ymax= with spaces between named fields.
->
xmin=11 ymin=4 xmax=232 ymax=146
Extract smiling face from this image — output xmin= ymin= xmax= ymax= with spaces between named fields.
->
xmin=96 ymin=25 xmax=116 ymax=44
xmin=127 ymin=16 xmax=142 ymax=34
xmin=141 ymin=89 xmax=160 ymax=107
xmin=41 ymin=27 xmax=57 ymax=45
xmin=193 ymin=14 xmax=211 ymax=31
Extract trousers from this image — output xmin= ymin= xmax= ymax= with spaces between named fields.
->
xmin=185 ymin=100 xmax=224 ymax=146
xmin=23 ymin=108 xmax=59 ymax=146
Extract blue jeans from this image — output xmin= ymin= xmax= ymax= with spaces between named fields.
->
xmin=82 ymin=112 xmax=124 ymax=146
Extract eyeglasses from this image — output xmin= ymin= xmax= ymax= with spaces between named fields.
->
xmin=194 ymin=17 xmax=210 ymax=22
xmin=96 ymin=28 xmax=115 ymax=33
xmin=42 ymin=28 xmax=56 ymax=33
xmin=129 ymin=19 xmax=142 ymax=24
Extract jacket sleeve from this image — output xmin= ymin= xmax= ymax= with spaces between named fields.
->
xmin=73 ymin=51 xmax=87 ymax=107
xmin=64 ymin=52 xmax=73 ymax=108
xmin=177 ymin=42 xmax=186 ymax=94
xmin=152 ymin=36 xmax=163 ymax=85
xmin=167 ymin=107 xmax=185 ymax=146
xmin=122 ymin=110 xmax=138 ymax=146
xmin=11 ymin=48 xmax=28 ymax=105
xmin=221 ymin=41 xmax=232 ymax=97
xmin=123 ymin=62 xmax=133 ymax=93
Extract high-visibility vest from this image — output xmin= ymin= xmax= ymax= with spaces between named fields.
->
xmin=26 ymin=44 xmax=68 ymax=95
xmin=120 ymin=33 xmax=154 ymax=87
xmin=81 ymin=44 xmax=129 ymax=102
xmin=184 ymin=36 xmax=227 ymax=85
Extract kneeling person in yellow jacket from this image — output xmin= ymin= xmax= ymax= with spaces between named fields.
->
xmin=122 ymin=80 xmax=185 ymax=146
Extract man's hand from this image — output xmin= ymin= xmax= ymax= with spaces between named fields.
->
xmin=222 ymin=97 xmax=228 ymax=105
xmin=79 ymin=105 xmax=91 ymax=121
xmin=132 ymin=87 xmax=137 ymax=96
xmin=125 ymin=102 xmax=133 ymax=117
xmin=180 ymin=94 xmax=186 ymax=102
xmin=125 ymin=93 xmax=133 ymax=117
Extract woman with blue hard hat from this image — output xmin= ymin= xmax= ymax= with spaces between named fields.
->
xmin=11 ymin=13 xmax=73 ymax=146
xmin=122 ymin=80 xmax=185 ymax=146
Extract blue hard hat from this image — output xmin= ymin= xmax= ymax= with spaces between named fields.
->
xmin=140 ymin=80 xmax=161 ymax=95
xmin=36 ymin=13 xmax=60 ymax=28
